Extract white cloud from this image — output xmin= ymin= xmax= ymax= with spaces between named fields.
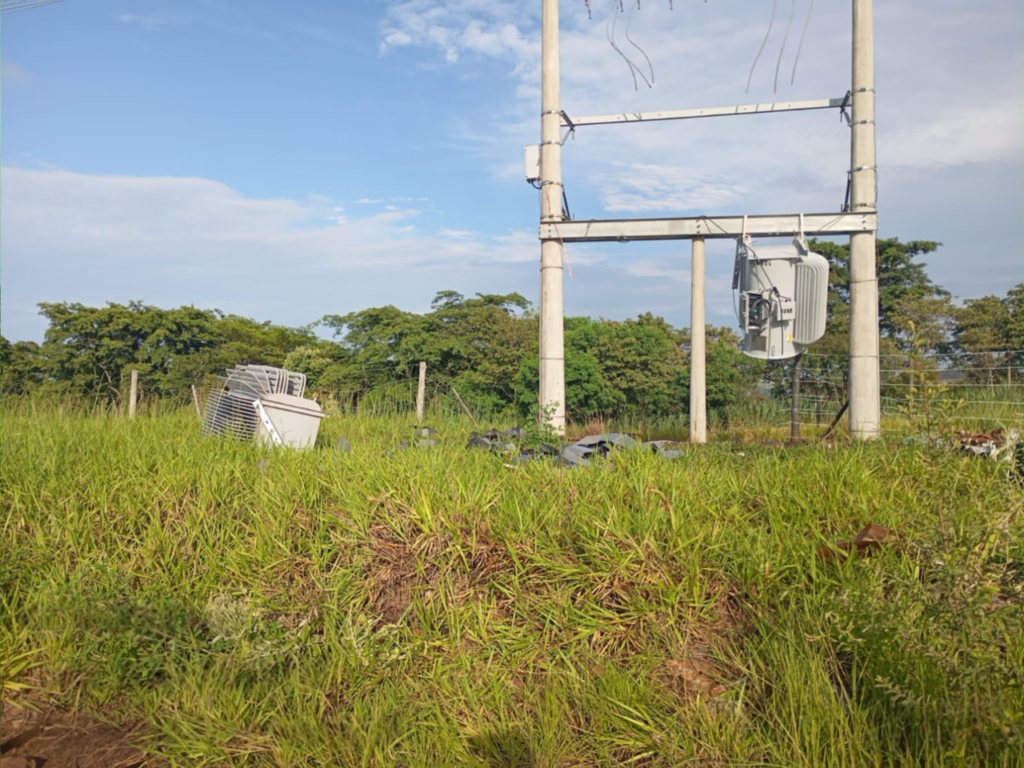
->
xmin=0 ymin=167 xmax=554 ymax=340
xmin=439 ymin=228 xmax=474 ymax=240
xmin=115 ymin=12 xmax=178 ymax=30
xmin=378 ymin=0 xmax=538 ymax=66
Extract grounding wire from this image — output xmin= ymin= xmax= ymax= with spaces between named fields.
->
xmin=773 ymin=0 xmax=797 ymax=94
xmin=624 ymin=0 xmax=655 ymax=88
xmin=790 ymin=0 xmax=814 ymax=85
xmin=745 ymin=0 xmax=777 ymax=93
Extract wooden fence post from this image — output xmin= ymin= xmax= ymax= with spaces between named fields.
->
xmin=416 ymin=362 xmax=427 ymax=423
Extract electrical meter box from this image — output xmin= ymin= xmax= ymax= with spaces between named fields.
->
xmin=524 ymin=145 xmax=541 ymax=183
xmin=734 ymin=238 xmax=829 ymax=360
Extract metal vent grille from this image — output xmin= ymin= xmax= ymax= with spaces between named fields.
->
xmin=201 ymin=365 xmax=307 ymax=441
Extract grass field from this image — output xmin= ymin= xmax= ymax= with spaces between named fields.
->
xmin=2 ymin=403 xmax=1022 ymax=766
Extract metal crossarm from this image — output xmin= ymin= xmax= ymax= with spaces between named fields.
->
xmin=540 ymin=211 xmax=877 ymax=243
xmin=561 ymin=97 xmax=847 ymax=128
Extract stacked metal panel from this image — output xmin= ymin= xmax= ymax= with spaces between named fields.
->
xmin=201 ymin=365 xmax=308 ymax=441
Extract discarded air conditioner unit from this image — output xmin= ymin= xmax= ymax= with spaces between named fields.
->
xmin=733 ymin=236 xmax=829 ymax=360
xmin=201 ymin=365 xmax=325 ymax=449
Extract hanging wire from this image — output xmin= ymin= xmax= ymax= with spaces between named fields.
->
xmin=625 ymin=0 xmax=655 ymax=87
xmin=607 ymin=0 xmax=652 ymax=90
xmin=745 ymin=0 xmax=778 ymax=93
xmin=773 ymin=0 xmax=797 ymax=94
xmin=791 ymin=0 xmax=815 ymax=84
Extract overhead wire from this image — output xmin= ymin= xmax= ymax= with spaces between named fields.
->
xmin=745 ymin=0 xmax=777 ymax=93
xmin=773 ymin=0 xmax=797 ymax=94
xmin=624 ymin=0 xmax=655 ymax=87
xmin=607 ymin=0 xmax=652 ymax=91
xmin=791 ymin=0 xmax=815 ymax=85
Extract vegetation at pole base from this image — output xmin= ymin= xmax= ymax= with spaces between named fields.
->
xmin=1 ymin=406 xmax=1021 ymax=765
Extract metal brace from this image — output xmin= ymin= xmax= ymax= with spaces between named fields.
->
xmin=838 ymin=91 xmax=852 ymax=125
xmin=253 ymin=400 xmax=283 ymax=446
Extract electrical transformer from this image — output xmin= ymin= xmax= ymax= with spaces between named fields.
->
xmin=733 ymin=237 xmax=829 ymax=360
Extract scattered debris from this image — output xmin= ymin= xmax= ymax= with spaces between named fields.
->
xmin=575 ymin=432 xmax=639 ymax=451
xmin=337 ymin=436 xmax=352 ymax=453
xmin=469 ymin=430 xmax=685 ymax=468
xmin=465 ymin=430 xmax=519 ymax=453
xmin=816 ymin=523 xmax=898 ymax=562
xmin=202 ymin=365 xmax=325 ymax=449
xmin=558 ymin=444 xmax=595 ymax=467
xmin=647 ymin=440 xmax=686 ymax=459
xmin=953 ymin=428 xmax=1020 ymax=462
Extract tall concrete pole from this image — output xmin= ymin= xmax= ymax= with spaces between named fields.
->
xmin=689 ymin=238 xmax=707 ymax=444
xmin=539 ymin=0 xmax=566 ymax=434
xmin=848 ymin=0 xmax=880 ymax=438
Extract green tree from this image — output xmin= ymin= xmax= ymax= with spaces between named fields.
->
xmin=950 ymin=287 xmax=1021 ymax=386
xmin=319 ymin=291 xmax=537 ymax=413
xmin=564 ymin=315 xmax=686 ymax=419
xmin=514 ymin=349 xmax=617 ymax=422
xmin=32 ymin=301 xmax=313 ymax=402
xmin=679 ymin=326 xmax=765 ymax=410
xmin=0 ymin=337 xmax=47 ymax=395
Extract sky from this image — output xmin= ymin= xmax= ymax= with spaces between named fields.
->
xmin=2 ymin=0 xmax=1021 ymax=343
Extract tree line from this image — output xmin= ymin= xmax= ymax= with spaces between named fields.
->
xmin=2 ymin=238 xmax=1020 ymax=421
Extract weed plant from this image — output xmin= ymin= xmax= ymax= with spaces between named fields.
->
xmin=1 ymin=403 xmax=1021 ymax=766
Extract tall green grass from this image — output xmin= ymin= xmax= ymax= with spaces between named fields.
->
xmin=2 ymin=404 xmax=1021 ymax=766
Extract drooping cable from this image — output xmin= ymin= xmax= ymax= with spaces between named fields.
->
xmin=773 ymin=0 xmax=797 ymax=94
xmin=607 ymin=0 xmax=637 ymax=91
xmin=606 ymin=0 xmax=651 ymax=91
xmin=745 ymin=0 xmax=777 ymax=93
xmin=790 ymin=0 xmax=815 ymax=85
xmin=625 ymin=0 xmax=655 ymax=87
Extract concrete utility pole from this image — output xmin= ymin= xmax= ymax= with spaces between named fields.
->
xmin=539 ymin=0 xmax=566 ymax=434
xmin=848 ymin=0 xmax=880 ymax=439
xmin=689 ymin=238 xmax=707 ymax=444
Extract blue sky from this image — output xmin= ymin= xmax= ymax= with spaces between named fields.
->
xmin=2 ymin=0 xmax=1022 ymax=342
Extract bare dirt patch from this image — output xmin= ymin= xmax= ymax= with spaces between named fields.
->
xmin=1 ymin=698 xmax=154 ymax=768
